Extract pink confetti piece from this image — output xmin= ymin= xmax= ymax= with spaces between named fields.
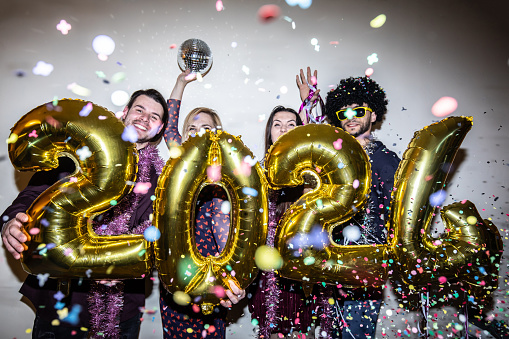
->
xmin=56 ymin=20 xmax=72 ymax=35
xmin=29 ymin=228 xmax=40 ymax=235
xmin=333 ymin=138 xmax=343 ymax=150
xmin=207 ymin=165 xmax=222 ymax=182
xmin=64 ymin=248 xmax=73 ymax=256
xmin=216 ymin=0 xmax=223 ymax=11
xmin=133 ymin=182 xmax=152 ymax=194
xmin=431 ymin=96 xmax=458 ymax=117
xmin=29 ymin=130 xmax=38 ymax=138
xmin=352 ymin=179 xmax=359 ymax=189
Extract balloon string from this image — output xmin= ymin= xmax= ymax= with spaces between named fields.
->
xmin=298 ymin=83 xmax=326 ymax=124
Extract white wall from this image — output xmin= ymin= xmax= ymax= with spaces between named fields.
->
xmin=1 ymin=0 xmax=508 ymax=338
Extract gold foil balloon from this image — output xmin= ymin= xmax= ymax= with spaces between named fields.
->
xmin=8 ymin=99 xmax=151 ymax=279
xmin=265 ymin=124 xmax=390 ymax=288
xmin=177 ymin=39 xmax=213 ymax=75
xmin=154 ymin=130 xmax=267 ymax=314
xmin=390 ymin=116 xmax=502 ymax=299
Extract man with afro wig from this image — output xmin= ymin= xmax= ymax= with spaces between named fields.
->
xmin=297 ymin=69 xmax=400 ymax=338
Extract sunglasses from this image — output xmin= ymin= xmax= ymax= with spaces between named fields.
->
xmin=335 ymin=106 xmax=373 ymax=121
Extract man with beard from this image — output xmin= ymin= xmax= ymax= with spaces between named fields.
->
xmin=1 ymin=89 xmax=168 ymax=338
xmin=297 ymin=71 xmax=400 ymax=338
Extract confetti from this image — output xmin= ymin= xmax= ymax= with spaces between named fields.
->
xmin=216 ymin=0 xmax=223 ymax=11
xmin=29 ymin=130 xmax=38 ymax=138
xmin=37 ymin=273 xmax=50 ymax=287
xmin=68 ymin=83 xmax=91 ymax=97
xmin=33 ymin=61 xmax=54 ymax=76
xmin=255 ymin=245 xmax=283 ymax=271
xmin=173 ymin=291 xmax=191 ymax=306
xmin=333 ymin=138 xmax=343 ymax=150
xmin=29 ymin=228 xmax=40 ymax=235
xmin=133 ymin=182 xmax=152 ymax=194
xmin=257 ymin=4 xmax=281 ymax=23
xmin=242 ymin=187 xmax=258 ymax=197
xmin=220 ymin=201 xmax=231 ymax=214
xmin=365 ymin=67 xmax=374 ymax=77
xmin=122 ymin=125 xmax=138 ymax=143
xmin=367 ymin=53 xmax=379 ymax=65
xmin=429 ymin=189 xmax=447 ymax=206
xmin=431 ymin=96 xmax=458 ymax=117
xmin=352 ymin=179 xmax=359 ymax=189
xmin=343 ymin=225 xmax=361 ymax=242
xmin=286 ymin=0 xmax=312 ymax=9
xmin=207 ymin=164 xmax=222 ymax=182
xmin=111 ymin=90 xmax=129 ymax=106
xmin=56 ymin=19 xmax=72 ymax=34
xmin=370 ymin=14 xmax=387 ymax=28
xmin=92 ymin=35 xmax=115 ymax=61
xmin=79 ymin=102 xmax=93 ymax=116
xmin=143 ymin=226 xmax=161 ymax=242
xmin=76 ymin=146 xmax=92 ymax=160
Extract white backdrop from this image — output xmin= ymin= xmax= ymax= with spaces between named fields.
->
xmin=0 ymin=0 xmax=508 ymax=338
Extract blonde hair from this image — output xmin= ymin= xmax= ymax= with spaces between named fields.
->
xmin=182 ymin=107 xmax=223 ymax=141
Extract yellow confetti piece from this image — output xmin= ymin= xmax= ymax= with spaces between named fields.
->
xmin=25 ymin=328 xmax=32 ymax=334
xmin=467 ymin=216 xmax=477 ymax=225
xmin=370 ymin=14 xmax=386 ymax=28
xmin=328 ymin=298 xmax=335 ymax=305
xmin=51 ymin=319 xmax=60 ymax=326
xmin=6 ymin=133 xmax=18 ymax=144
xmin=186 ymin=328 xmax=194 ymax=333
xmin=106 ymin=265 xmax=115 ymax=274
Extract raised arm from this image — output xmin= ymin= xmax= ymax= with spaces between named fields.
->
xmin=164 ymin=70 xmax=197 ymax=147
xmin=296 ymin=67 xmax=320 ymax=124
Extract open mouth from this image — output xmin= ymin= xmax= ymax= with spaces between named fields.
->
xmin=133 ymin=123 xmax=148 ymax=131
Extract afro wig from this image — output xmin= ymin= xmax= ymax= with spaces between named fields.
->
xmin=325 ymin=76 xmax=388 ymax=127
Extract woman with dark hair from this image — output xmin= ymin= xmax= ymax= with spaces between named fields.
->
xmin=159 ymin=70 xmax=245 ymax=339
xmin=250 ymin=105 xmax=331 ymax=339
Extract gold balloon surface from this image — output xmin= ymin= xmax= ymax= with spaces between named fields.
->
xmin=265 ymin=124 xmax=389 ymax=288
xmin=154 ymin=130 xmax=267 ymax=312
xmin=390 ymin=116 xmax=502 ymax=299
xmin=8 ymin=99 xmax=151 ymax=279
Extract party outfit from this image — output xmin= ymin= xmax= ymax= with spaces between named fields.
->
xmin=249 ymin=184 xmax=332 ymax=338
xmin=160 ymin=99 xmax=229 ymax=339
xmin=1 ymin=145 xmax=164 ymax=339
xmin=331 ymin=139 xmax=400 ymax=339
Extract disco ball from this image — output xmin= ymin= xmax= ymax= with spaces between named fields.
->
xmin=177 ymin=39 xmax=213 ymax=75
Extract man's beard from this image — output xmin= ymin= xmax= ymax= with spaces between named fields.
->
xmin=341 ymin=119 xmax=370 ymax=137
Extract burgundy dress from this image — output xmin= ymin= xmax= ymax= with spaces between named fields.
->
xmin=249 ymin=187 xmax=331 ymax=338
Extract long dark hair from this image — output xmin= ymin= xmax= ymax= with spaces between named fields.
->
xmin=264 ymin=105 xmax=304 ymax=219
xmin=264 ymin=105 xmax=303 ymax=154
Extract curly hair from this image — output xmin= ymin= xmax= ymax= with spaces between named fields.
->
xmin=325 ymin=76 xmax=388 ymax=127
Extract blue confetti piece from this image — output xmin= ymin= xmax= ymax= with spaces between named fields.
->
xmin=79 ymin=102 xmax=93 ymax=117
xmin=54 ymin=301 xmax=65 ymax=310
xmin=122 ymin=125 xmax=138 ymax=143
xmin=143 ymin=226 xmax=161 ymax=242
xmin=242 ymin=187 xmax=258 ymax=196
xmin=62 ymin=304 xmax=82 ymax=325
xmin=429 ymin=189 xmax=447 ymax=206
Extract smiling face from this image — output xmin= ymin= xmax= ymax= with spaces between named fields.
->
xmin=270 ymin=111 xmax=298 ymax=144
xmin=339 ymin=103 xmax=377 ymax=143
xmin=122 ymin=94 xmax=164 ymax=149
xmin=184 ymin=112 xmax=216 ymax=141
